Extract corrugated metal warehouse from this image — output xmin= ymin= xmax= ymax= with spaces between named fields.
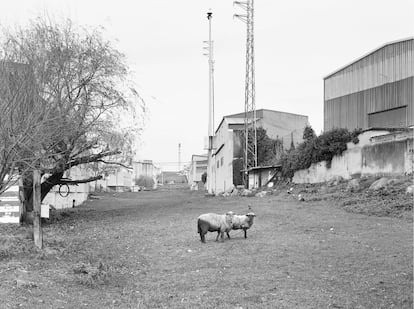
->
xmin=324 ymin=37 xmax=413 ymax=131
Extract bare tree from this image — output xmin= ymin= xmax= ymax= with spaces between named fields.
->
xmin=0 ymin=17 xmax=144 ymax=213
xmin=0 ymin=61 xmax=63 ymax=194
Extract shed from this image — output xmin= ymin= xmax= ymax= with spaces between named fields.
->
xmin=247 ymin=165 xmax=282 ymax=190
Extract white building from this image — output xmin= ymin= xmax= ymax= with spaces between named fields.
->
xmin=209 ymin=109 xmax=308 ymax=193
xmin=188 ymin=154 xmax=208 ymax=190
xmin=132 ymin=160 xmax=161 ymax=189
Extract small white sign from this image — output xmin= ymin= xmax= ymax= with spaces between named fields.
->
xmin=41 ymin=204 xmax=50 ymax=218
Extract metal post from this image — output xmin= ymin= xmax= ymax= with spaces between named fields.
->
xmin=205 ymin=11 xmax=215 ymax=194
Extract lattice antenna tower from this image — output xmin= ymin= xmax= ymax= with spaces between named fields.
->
xmin=234 ymin=0 xmax=257 ymax=185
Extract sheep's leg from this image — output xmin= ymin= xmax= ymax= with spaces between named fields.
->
xmin=220 ymin=231 xmax=225 ymax=241
xmin=226 ymin=231 xmax=230 ymax=239
xmin=215 ymin=231 xmax=220 ymax=241
xmin=200 ymin=232 xmax=206 ymax=243
xmin=243 ymin=228 xmax=247 ymax=239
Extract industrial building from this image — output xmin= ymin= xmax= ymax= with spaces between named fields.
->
xmin=211 ymin=109 xmax=308 ymax=193
xmin=324 ymin=37 xmax=413 ymax=131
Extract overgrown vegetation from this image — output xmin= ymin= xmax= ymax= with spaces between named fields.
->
xmin=279 ymin=126 xmax=362 ymax=179
xmin=242 ymin=127 xmax=284 ymax=167
xmin=134 ymin=175 xmax=154 ymax=188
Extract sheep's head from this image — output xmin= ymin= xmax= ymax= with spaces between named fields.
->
xmin=246 ymin=212 xmax=256 ymax=224
xmin=225 ymin=211 xmax=234 ymax=224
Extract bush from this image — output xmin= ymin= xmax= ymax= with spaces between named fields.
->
xmin=134 ymin=175 xmax=154 ymax=188
xmin=201 ymin=172 xmax=207 ymax=184
xmin=279 ymin=127 xmax=361 ymax=179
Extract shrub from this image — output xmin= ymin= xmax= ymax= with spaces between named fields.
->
xmin=279 ymin=127 xmax=361 ymax=179
xmin=134 ymin=175 xmax=154 ymax=188
xmin=241 ymin=127 xmax=284 ymax=166
xmin=201 ymin=172 xmax=207 ymax=184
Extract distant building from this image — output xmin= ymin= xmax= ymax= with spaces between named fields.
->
xmin=160 ymin=171 xmax=187 ymax=184
xmin=132 ymin=160 xmax=161 ymax=189
xmin=100 ymin=167 xmax=133 ymax=192
xmin=133 ymin=161 xmax=160 ymax=181
xmin=225 ymin=109 xmax=309 ymax=149
xmin=188 ymin=154 xmax=208 ymax=190
xmin=211 ymin=109 xmax=308 ymax=193
xmin=324 ymin=37 xmax=414 ymax=131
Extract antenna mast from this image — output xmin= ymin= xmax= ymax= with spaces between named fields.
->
xmin=234 ymin=0 xmax=257 ymax=187
xmin=204 ymin=10 xmax=215 ymax=194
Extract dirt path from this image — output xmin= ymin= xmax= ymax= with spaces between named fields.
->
xmin=0 ymin=186 xmax=412 ymax=308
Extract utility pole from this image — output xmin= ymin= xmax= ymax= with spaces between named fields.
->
xmin=204 ymin=10 xmax=215 ymax=194
xmin=234 ymin=0 xmax=257 ymax=187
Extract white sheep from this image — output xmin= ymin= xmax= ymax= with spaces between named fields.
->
xmin=197 ymin=212 xmax=234 ymax=243
xmin=229 ymin=212 xmax=256 ymax=239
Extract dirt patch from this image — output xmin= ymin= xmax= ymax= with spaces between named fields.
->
xmin=273 ymin=175 xmax=413 ymax=221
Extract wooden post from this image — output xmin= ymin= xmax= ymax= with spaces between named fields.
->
xmin=18 ymin=177 xmax=25 ymax=224
xmin=33 ymin=170 xmax=43 ymax=249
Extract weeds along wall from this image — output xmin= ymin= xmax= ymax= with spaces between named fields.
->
xmin=293 ymin=130 xmax=413 ymax=183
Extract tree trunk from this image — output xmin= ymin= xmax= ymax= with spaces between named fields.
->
xmin=22 ymin=171 xmax=64 ymax=215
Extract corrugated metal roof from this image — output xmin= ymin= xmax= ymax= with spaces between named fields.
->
xmin=324 ymin=37 xmax=414 ymax=79
xmin=247 ymin=165 xmax=281 ymax=172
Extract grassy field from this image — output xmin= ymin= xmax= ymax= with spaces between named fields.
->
xmin=0 ymin=184 xmax=412 ymax=308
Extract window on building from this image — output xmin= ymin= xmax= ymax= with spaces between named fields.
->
xmin=368 ymin=106 xmax=407 ymax=128
xmin=221 ymin=157 xmax=224 ymax=166
xmin=217 ymin=161 xmax=219 ymax=168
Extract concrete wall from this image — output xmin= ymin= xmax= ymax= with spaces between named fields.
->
xmin=43 ymin=165 xmax=92 ymax=209
xmin=361 ymin=140 xmax=407 ymax=175
xmin=293 ymin=130 xmax=413 ymax=183
xmin=104 ymin=168 xmax=132 ymax=187
xmin=259 ymin=110 xmax=308 ymax=149
xmin=212 ymin=119 xmax=235 ymax=193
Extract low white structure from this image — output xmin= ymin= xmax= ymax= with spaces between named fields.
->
xmin=43 ymin=165 xmax=93 ymax=209
xmin=293 ymin=128 xmax=413 ymax=183
xmin=95 ymin=167 xmax=133 ymax=192
xmin=247 ymin=165 xmax=281 ymax=189
xmin=188 ymin=154 xmax=207 ymax=190
xmin=132 ymin=160 xmax=161 ymax=189
xmin=0 ymin=185 xmax=20 ymax=223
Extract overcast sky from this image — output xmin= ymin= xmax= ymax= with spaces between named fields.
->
xmin=0 ymin=0 xmax=413 ymax=170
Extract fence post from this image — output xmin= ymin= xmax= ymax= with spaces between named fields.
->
xmin=18 ymin=177 xmax=25 ymax=224
xmin=33 ymin=170 xmax=43 ymax=249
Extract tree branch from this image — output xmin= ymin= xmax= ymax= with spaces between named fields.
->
xmin=58 ymin=175 xmax=102 ymax=185
xmin=96 ymin=159 xmax=132 ymax=169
